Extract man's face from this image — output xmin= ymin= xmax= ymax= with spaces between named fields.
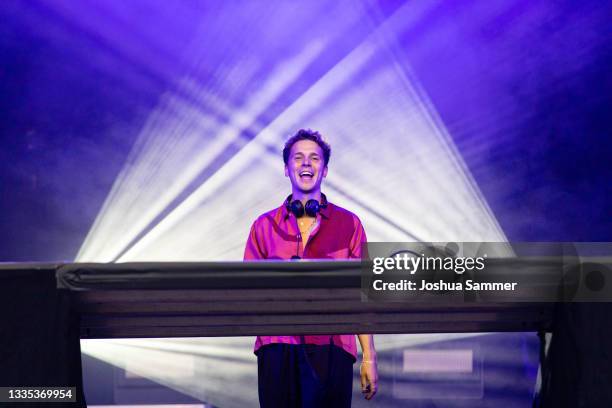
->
xmin=285 ymin=139 xmax=328 ymax=194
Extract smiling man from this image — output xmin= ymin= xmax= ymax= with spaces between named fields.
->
xmin=244 ymin=129 xmax=378 ymax=407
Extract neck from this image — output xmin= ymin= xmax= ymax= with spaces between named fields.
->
xmin=291 ymin=189 xmax=322 ymax=205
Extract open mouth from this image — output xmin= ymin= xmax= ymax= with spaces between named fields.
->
xmin=299 ymin=170 xmax=314 ymax=180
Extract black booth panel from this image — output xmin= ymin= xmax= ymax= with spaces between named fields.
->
xmin=0 ymin=264 xmax=86 ymax=407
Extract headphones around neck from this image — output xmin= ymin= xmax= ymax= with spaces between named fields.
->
xmin=285 ymin=193 xmax=328 ymax=218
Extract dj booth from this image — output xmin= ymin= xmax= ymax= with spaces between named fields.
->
xmin=0 ymin=261 xmax=609 ymax=407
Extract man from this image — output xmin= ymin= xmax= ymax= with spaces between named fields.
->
xmin=244 ymin=129 xmax=378 ymax=407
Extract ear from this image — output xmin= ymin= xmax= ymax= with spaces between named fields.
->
xmin=284 ymin=165 xmax=289 ymax=177
xmin=322 ymin=166 xmax=328 ymax=178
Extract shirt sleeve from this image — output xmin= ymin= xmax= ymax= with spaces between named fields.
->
xmin=244 ymin=220 xmax=266 ymax=260
xmin=348 ymin=216 xmax=367 ymax=259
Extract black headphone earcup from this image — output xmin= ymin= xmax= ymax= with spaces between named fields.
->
xmin=289 ymin=200 xmax=304 ymax=218
xmin=304 ymin=199 xmax=320 ymax=217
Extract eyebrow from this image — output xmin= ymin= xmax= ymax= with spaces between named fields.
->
xmin=298 ymin=152 xmax=320 ymax=157
xmin=292 ymin=152 xmax=320 ymax=157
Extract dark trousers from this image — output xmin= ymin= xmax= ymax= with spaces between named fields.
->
xmin=256 ymin=343 xmax=354 ymax=408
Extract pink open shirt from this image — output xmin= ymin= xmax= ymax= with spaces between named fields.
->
xmin=244 ymin=200 xmax=366 ymax=361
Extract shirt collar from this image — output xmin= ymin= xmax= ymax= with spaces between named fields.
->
xmin=281 ymin=200 xmax=291 ymax=220
xmin=319 ymin=201 xmax=331 ymax=219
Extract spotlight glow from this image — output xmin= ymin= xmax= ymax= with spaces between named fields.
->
xmin=81 ymin=338 xmax=258 ymax=408
xmin=101 ymin=0 xmax=507 ymax=262
xmin=76 ymin=1 xmax=513 ymax=405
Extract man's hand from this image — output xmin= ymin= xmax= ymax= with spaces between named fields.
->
xmin=360 ymin=359 xmax=378 ymax=400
